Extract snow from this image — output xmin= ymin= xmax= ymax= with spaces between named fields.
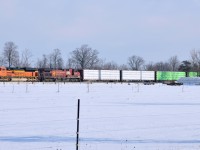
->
xmin=0 ymin=82 xmax=200 ymax=150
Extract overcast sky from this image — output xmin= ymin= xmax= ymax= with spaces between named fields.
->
xmin=1 ymin=0 xmax=200 ymax=65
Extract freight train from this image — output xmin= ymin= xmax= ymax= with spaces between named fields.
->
xmin=0 ymin=66 xmax=200 ymax=82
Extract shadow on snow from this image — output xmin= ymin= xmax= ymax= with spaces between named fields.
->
xmin=0 ymin=136 xmax=200 ymax=144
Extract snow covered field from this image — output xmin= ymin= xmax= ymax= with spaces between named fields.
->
xmin=0 ymin=82 xmax=200 ymax=150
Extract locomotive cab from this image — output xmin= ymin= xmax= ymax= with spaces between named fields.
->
xmin=0 ymin=66 xmax=7 ymax=77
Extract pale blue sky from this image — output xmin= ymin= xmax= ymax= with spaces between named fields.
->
xmin=1 ymin=0 xmax=200 ymax=65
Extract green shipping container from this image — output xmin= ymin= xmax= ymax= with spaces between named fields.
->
xmin=188 ymin=72 xmax=198 ymax=77
xmin=157 ymin=71 xmax=186 ymax=81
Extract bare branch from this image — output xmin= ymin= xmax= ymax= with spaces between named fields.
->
xmin=20 ymin=49 xmax=33 ymax=67
xmin=168 ymin=55 xmax=180 ymax=71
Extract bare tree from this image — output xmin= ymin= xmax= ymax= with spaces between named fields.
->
xmin=168 ymin=56 xmax=180 ymax=71
xmin=70 ymin=45 xmax=99 ymax=69
xmin=3 ymin=41 xmax=19 ymax=68
xmin=190 ymin=49 xmax=200 ymax=71
xmin=90 ymin=58 xmax=104 ymax=69
xmin=36 ymin=54 xmax=49 ymax=68
xmin=50 ymin=49 xmax=63 ymax=69
xmin=128 ymin=55 xmax=145 ymax=70
xmin=66 ymin=57 xmax=77 ymax=69
xmin=154 ymin=61 xmax=170 ymax=71
xmin=20 ymin=49 xmax=32 ymax=67
xmin=102 ymin=61 xmax=118 ymax=70
xmin=145 ymin=62 xmax=155 ymax=71
xmin=119 ymin=64 xmax=128 ymax=70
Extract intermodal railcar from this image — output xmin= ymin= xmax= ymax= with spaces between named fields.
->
xmin=80 ymin=69 xmax=200 ymax=83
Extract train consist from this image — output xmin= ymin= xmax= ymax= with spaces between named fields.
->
xmin=0 ymin=66 xmax=200 ymax=82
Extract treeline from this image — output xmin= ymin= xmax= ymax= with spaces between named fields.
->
xmin=0 ymin=41 xmax=200 ymax=72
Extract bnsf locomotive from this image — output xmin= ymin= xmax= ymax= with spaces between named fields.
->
xmin=0 ymin=66 xmax=200 ymax=82
xmin=0 ymin=66 xmax=80 ymax=82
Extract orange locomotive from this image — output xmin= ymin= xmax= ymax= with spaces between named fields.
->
xmin=0 ymin=66 xmax=38 ymax=81
xmin=0 ymin=66 xmax=80 ymax=82
xmin=0 ymin=67 xmax=8 ymax=80
xmin=38 ymin=68 xmax=80 ymax=81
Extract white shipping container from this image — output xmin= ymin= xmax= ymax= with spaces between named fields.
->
xmin=100 ymin=70 xmax=120 ymax=80
xmin=141 ymin=71 xmax=155 ymax=80
xmin=83 ymin=70 xmax=100 ymax=80
xmin=122 ymin=70 xmax=141 ymax=80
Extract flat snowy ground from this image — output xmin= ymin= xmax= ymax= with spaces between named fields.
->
xmin=0 ymin=82 xmax=200 ymax=150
